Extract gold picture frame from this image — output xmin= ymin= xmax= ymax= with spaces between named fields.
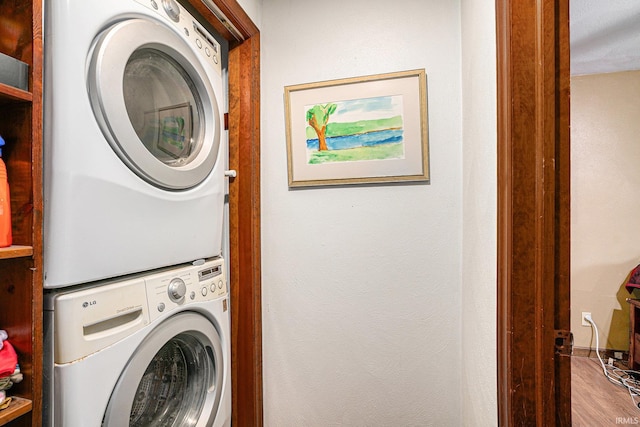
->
xmin=284 ymin=69 xmax=429 ymax=188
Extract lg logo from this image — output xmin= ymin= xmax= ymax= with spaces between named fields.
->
xmin=82 ymin=300 xmax=97 ymax=308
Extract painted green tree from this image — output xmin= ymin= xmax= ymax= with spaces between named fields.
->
xmin=306 ymin=103 xmax=337 ymax=151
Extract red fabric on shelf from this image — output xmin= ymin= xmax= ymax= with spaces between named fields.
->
xmin=0 ymin=341 xmax=17 ymax=378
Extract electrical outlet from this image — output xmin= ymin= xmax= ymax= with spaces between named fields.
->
xmin=581 ymin=312 xmax=592 ymax=326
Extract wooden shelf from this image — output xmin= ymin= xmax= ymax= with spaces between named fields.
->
xmin=0 ymin=397 xmax=32 ymax=426
xmin=0 ymin=83 xmax=32 ymax=103
xmin=0 ymin=246 xmax=33 ymax=260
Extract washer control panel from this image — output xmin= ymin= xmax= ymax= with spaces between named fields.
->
xmin=49 ymin=257 xmax=227 ymax=363
xmin=134 ymin=0 xmax=222 ymax=76
xmin=145 ymin=257 xmax=227 ymax=321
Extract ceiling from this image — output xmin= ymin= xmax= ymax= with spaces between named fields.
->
xmin=570 ymin=0 xmax=640 ymax=75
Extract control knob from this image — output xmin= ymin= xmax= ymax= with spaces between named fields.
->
xmin=168 ymin=278 xmax=187 ymax=302
xmin=162 ymin=0 xmax=181 ymax=22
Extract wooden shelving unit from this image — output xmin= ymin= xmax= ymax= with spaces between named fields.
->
xmin=0 ymin=0 xmax=43 ymax=426
xmin=0 ymin=247 xmax=33 ymax=260
xmin=0 ymin=398 xmax=32 ymax=426
xmin=0 ymin=84 xmax=32 ymax=103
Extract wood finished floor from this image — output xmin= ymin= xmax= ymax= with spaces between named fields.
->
xmin=572 ymin=356 xmax=640 ymax=426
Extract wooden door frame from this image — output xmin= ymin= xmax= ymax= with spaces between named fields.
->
xmin=184 ymin=1 xmax=263 ymax=426
xmin=496 ymin=0 xmax=571 ymax=425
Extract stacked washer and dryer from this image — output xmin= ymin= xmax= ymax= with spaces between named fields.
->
xmin=42 ymin=0 xmax=231 ymax=426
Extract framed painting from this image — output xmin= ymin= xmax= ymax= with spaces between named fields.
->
xmin=284 ymin=69 xmax=429 ymax=187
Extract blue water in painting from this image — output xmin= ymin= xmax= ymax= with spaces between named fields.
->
xmin=306 ymin=129 xmax=404 ymax=151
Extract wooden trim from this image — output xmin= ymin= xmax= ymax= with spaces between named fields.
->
xmin=572 ymin=347 xmax=628 ymax=360
xmin=212 ymin=0 xmax=259 ymax=40
xmin=186 ymin=0 xmax=259 ymax=44
xmin=555 ymin=1 xmax=572 ymax=424
xmin=495 ymin=2 xmax=511 ymax=422
xmin=227 ymin=32 xmax=262 ymax=427
xmin=496 ymin=0 xmax=570 ymax=425
xmin=30 ymin=0 xmax=43 ymax=424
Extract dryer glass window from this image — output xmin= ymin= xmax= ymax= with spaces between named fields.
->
xmin=129 ymin=333 xmax=213 ymax=427
xmin=123 ymin=48 xmax=203 ymax=167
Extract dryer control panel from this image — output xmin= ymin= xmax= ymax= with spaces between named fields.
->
xmin=134 ymin=0 xmax=222 ymax=76
xmin=145 ymin=257 xmax=227 ymax=321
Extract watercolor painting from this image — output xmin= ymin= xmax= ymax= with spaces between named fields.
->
xmin=285 ymin=69 xmax=429 ymax=187
xmin=304 ymin=95 xmax=405 ymax=164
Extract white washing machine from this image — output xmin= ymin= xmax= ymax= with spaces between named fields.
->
xmin=43 ymin=257 xmax=231 ymax=427
xmin=43 ymin=0 xmax=228 ymax=288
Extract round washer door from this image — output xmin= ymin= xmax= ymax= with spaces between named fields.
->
xmin=88 ymin=18 xmax=221 ymax=190
xmin=102 ymin=312 xmax=224 ymax=427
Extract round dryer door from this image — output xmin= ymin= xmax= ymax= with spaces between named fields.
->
xmin=102 ymin=313 xmax=225 ymax=427
xmin=88 ymin=18 xmax=221 ymax=190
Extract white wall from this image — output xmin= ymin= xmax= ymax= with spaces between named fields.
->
xmin=571 ymin=70 xmax=640 ymax=351
xmin=261 ymin=0 xmax=463 ymax=425
xmin=258 ymin=0 xmax=497 ymax=425
xmin=460 ymin=0 xmax=497 ymax=424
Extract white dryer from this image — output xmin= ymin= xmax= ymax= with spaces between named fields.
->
xmin=43 ymin=257 xmax=231 ymax=427
xmin=44 ymin=0 xmax=228 ymax=288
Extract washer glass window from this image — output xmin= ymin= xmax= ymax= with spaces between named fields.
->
xmin=129 ymin=333 xmax=211 ymax=426
xmin=102 ymin=313 xmax=223 ymax=427
xmin=123 ymin=48 xmax=203 ymax=167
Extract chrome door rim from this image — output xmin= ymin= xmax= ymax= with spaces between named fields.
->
xmin=87 ymin=18 xmax=220 ymax=190
xmin=102 ymin=312 xmax=224 ymax=427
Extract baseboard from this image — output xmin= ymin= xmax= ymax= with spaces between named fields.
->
xmin=573 ymin=346 xmax=629 ymax=361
